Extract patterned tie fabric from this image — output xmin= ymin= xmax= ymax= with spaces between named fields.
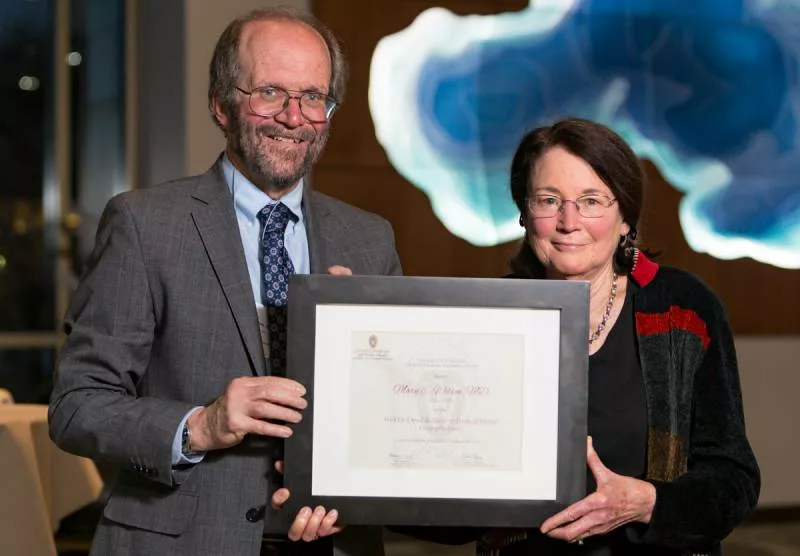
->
xmin=257 ymin=202 xmax=297 ymax=374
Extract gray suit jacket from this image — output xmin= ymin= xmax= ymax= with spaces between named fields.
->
xmin=49 ymin=160 xmax=401 ymax=555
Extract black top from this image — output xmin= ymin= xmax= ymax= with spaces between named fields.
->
xmin=503 ymin=284 xmax=651 ymax=555
xmin=586 ymin=283 xmax=647 ymax=491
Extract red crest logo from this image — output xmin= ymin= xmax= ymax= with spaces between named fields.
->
xmin=368 ymin=334 xmax=378 ymax=349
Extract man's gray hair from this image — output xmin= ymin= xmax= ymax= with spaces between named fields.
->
xmin=208 ymin=7 xmax=348 ymax=132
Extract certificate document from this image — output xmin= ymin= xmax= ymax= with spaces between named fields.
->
xmin=281 ymin=275 xmax=589 ymax=527
xmin=311 ymin=303 xmax=561 ymax=501
xmin=349 ymin=331 xmax=523 ymax=471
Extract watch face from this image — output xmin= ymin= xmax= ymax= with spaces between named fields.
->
xmin=182 ymin=424 xmax=192 ymax=453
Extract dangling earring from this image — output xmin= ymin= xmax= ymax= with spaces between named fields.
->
xmin=519 ymin=215 xmax=525 ymax=227
xmin=618 ymin=235 xmax=631 ymax=264
xmin=619 ymin=229 xmax=637 ymax=260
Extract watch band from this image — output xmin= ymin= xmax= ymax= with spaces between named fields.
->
xmin=181 ymin=421 xmax=199 ymax=457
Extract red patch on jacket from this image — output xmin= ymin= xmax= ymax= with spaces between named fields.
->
xmin=630 ymin=252 xmax=659 ymax=287
xmin=636 ymin=306 xmax=710 ymax=349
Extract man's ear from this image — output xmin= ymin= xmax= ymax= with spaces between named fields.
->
xmin=211 ymin=96 xmax=229 ymax=132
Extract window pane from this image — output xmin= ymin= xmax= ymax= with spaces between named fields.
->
xmin=0 ymin=0 xmax=56 ymax=332
xmin=70 ymin=0 xmax=126 ymax=271
xmin=0 ymin=349 xmax=55 ymax=404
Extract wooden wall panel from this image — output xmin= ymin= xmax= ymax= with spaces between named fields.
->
xmin=311 ymin=0 xmax=800 ymax=334
xmin=313 ymin=165 xmax=520 ymax=278
xmin=639 ymin=162 xmax=800 ymax=334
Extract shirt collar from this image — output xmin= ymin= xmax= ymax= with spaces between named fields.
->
xmin=221 ymin=153 xmax=304 ymax=223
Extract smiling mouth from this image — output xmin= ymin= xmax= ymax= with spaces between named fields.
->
xmin=266 ymin=135 xmax=304 ymax=144
xmin=553 ymin=243 xmax=585 ymax=249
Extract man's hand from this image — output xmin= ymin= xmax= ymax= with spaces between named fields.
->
xmin=271 ymin=461 xmax=344 ymax=541
xmin=540 ymin=437 xmax=656 ymax=544
xmin=327 ymin=265 xmax=352 ymax=276
xmin=187 ymin=377 xmax=307 ymax=452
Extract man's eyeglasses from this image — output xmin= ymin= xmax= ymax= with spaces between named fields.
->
xmin=526 ymin=194 xmax=618 ymax=218
xmin=234 ymin=85 xmax=339 ymax=123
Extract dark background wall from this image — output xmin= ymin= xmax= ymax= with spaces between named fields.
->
xmin=310 ymin=0 xmax=799 ymax=335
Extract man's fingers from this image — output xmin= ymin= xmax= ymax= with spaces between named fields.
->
xmin=318 ymin=510 xmax=340 ymax=537
xmin=248 ymin=401 xmax=303 ymax=424
xmin=230 ymin=376 xmax=306 ymax=396
xmin=327 ymin=265 xmax=352 ymax=276
xmin=302 ymin=506 xmax=327 ymax=542
xmin=244 ymin=417 xmax=294 ymax=439
xmin=254 ymin=389 xmax=307 ymax=411
xmin=325 ymin=525 xmax=344 ymax=537
xmin=249 ymin=381 xmax=308 ymax=410
xmin=209 ymin=411 xmax=296 ymax=440
xmin=274 ymin=460 xmax=284 ymax=474
xmin=288 ymin=507 xmax=312 ymax=541
xmin=271 ymin=487 xmax=290 ymax=509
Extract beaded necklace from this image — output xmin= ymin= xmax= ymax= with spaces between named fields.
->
xmin=588 ymin=272 xmax=618 ymax=344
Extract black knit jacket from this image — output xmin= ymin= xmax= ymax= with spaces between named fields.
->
xmin=619 ymin=252 xmax=760 ymax=551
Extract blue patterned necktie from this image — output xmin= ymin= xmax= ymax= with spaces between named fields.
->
xmin=257 ymin=202 xmax=297 ymax=374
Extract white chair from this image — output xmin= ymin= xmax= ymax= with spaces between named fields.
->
xmin=0 ymin=388 xmax=14 ymax=404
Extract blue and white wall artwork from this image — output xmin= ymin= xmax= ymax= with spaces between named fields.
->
xmin=369 ymin=0 xmax=800 ymax=268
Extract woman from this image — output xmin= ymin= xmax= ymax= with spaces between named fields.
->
xmin=482 ymin=118 xmax=759 ymax=555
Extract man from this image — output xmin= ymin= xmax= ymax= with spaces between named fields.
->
xmin=49 ymin=8 xmax=400 ymax=556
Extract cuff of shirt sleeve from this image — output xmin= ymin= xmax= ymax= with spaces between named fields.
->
xmin=171 ymin=406 xmax=206 ymax=466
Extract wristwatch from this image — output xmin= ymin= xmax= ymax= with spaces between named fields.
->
xmin=181 ymin=421 xmax=200 ymax=457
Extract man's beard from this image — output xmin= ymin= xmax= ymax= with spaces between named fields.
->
xmin=228 ymin=110 xmax=330 ymax=192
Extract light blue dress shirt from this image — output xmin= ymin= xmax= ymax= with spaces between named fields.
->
xmin=221 ymin=154 xmax=310 ymax=299
xmin=171 ymin=154 xmax=311 ymax=466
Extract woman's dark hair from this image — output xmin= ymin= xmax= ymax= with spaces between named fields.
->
xmin=509 ymin=117 xmax=645 ymax=277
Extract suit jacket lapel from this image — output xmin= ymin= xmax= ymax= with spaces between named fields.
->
xmin=191 ymin=161 xmax=266 ymax=375
xmin=303 ymin=191 xmax=335 ymax=275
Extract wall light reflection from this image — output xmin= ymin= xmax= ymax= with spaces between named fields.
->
xmin=18 ymin=76 xmax=40 ymax=91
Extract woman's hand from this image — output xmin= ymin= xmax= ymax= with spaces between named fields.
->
xmin=540 ymin=437 xmax=656 ymax=544
xmin=271 ymin=461 xmax=344 ymax=542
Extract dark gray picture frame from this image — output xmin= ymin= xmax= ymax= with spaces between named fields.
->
xmin=276 ymin=275 xmax=588 ymax=528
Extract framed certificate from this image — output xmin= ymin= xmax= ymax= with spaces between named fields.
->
xmin=279 ymin=275 xmax=589 ymax=527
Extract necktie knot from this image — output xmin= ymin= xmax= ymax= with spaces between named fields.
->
xmin=258 ymin=202 xmax=297 ymax=233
